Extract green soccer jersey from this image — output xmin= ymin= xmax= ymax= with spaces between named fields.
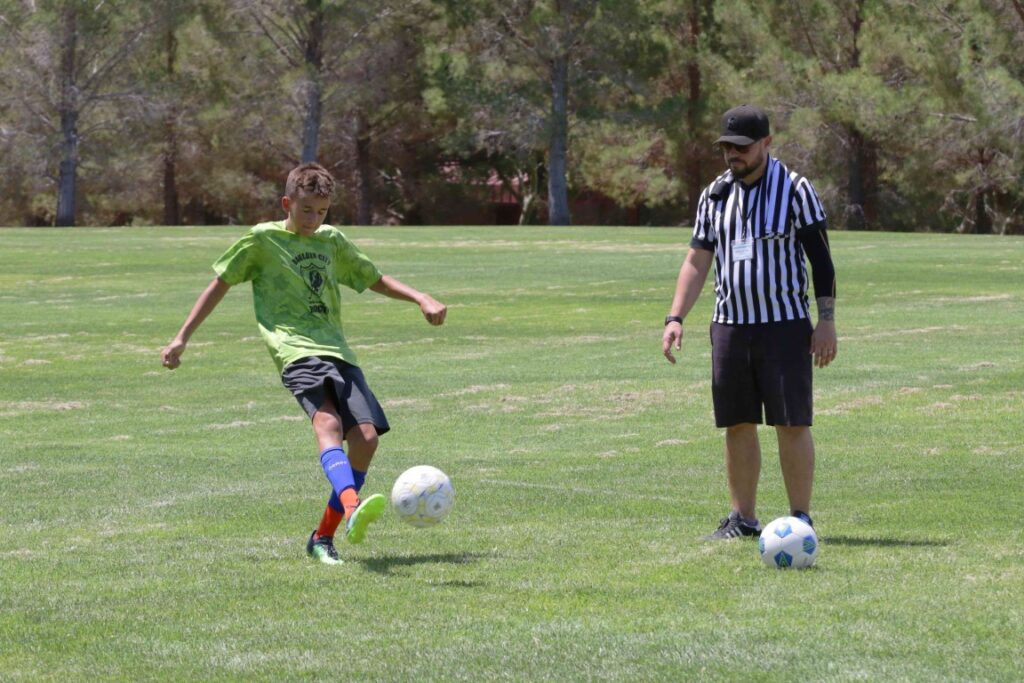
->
xmin=212 ymin=221 xmax=382 ymax=372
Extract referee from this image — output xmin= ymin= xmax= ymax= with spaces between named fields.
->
xmin=662 ymin=104 xmax=837 ymax=540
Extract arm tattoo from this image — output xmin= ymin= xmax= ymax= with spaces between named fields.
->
xmin=816 ymin=297 xmax=835 ymax=321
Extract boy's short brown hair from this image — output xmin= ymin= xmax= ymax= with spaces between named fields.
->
xmin=286 ymin=163 xmax=335 ymax=199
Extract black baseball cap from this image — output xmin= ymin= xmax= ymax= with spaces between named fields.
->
xmin=714 ymin=105 xmax=770 ymax=145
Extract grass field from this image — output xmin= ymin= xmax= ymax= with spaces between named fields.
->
xmin=1 ymin=226 xmax=1022 ymax=681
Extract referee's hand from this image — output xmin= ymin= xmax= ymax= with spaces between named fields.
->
xmin=811 ymin=321 xmax=837 ymax=368
xmin=662 ymin=322 xmax=682 ymax=364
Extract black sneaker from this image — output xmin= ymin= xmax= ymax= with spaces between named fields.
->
xmin=704 ymin=511 xmax=763 ymax=540
xmin=792 ymin=510 xmax=814 ymax=527
xmin=306 ymin=531 xmax=342 ymax=565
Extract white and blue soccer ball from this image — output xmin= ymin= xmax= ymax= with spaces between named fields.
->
xmin=759 ymin=516 xmax=818 ymax=569
xmin=390 ymin=465 xmax=455 ymax=528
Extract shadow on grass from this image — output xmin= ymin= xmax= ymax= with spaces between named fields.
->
xmin=823 ymin=535 xmax=949 ymax=548
xmin=358 ymin=551 xmax=486 ymax=577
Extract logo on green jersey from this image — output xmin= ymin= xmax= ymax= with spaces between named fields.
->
xmin=300 ymin=261 xmax=327 ymax=295
xmin=298 ymin=260 xmax=330 ymax=315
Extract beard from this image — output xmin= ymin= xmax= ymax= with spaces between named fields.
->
xmin=728 ymin=150 xmax=766 ymax=180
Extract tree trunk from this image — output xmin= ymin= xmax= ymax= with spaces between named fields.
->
xmin=56 ymin=4 xmax=79 ymax=227
xmin=163 ymin=124 xmax=180 ymax=225
xmin=519 ymin=154 xmax=545 ymax=225
xmin=163 ymin=26 xmax=180 ymax=226
xmin=301 ymin=79 xmax=322 ymax=163
xmin=57 ymin=114 xmax=79 ymax=227
xmin=683 ymin=0 xmax=707 ymax=220
xmin=845 ymin=127 xmax=865 ymax=230
xmin=845 ymin=126 xmax=877 ymax=230
xmin=974 ymin=191 xmax=992 ymax=234
xmin=841 ymin=2 xmax=878 ymax=231
xmin=301 ymin=89 xmax=322 ymax=163
xmin=354 ymin=111 xmax=373 ymax=225
xmin=301 ymin=3 xmax=325 ymax=163
xmin=971 ymin=148 xmax=994 ymax=234
xmin=547 ymin=54 xmax=571 ymax=226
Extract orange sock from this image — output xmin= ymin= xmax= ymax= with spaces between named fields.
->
xmin=315 ymin=488 xmax=361 ymax=539
xmin=340 ymin=488 xmax=360 ymax=520
xmin=316 ymin=505 xmax=344 ymax=539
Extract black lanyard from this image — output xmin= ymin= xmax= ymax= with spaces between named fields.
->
xmin=741 ymin=182 xmax=761 ymax=240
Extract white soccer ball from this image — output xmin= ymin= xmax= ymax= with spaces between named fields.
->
xmin=390 ymin=465 xmax=455 ymax=528
xmin=759 ymin=516 xmax=818 ymax=569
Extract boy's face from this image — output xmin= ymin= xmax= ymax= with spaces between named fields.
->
xmin=282 ymin=193 xmax=331 ymax=236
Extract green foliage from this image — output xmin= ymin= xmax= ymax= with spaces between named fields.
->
xmin=1 ymin=0 xmax=1023 ymax=229
xmin=574 ymin=120 xmax=679 ymax=207
xmin=898 ymin=0 xmax=1024 ymax=233
xmin=427 ymin=0 xmax=666 ymax=205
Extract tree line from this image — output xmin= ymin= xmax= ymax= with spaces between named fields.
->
xmin=1 ymin=0 xmax=1022 ymax=233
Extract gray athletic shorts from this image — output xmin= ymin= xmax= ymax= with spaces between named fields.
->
xmin=710 ymin=319 xmax=813 ymax=428
xmin=280 ymin=356 xmax=390 ymax=436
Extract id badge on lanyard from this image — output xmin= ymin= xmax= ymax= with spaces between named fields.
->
xmin=733 ymin=237 xmax=753 ymax=261
xmin=733 ymin=186 xmax=757 ymax=262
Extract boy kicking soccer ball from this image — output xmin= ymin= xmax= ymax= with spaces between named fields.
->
xmin=160 ymin=163 xmax=447 ymax=564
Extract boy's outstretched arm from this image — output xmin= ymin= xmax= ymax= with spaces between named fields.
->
xmin=161 ymin=277 xmax=232 ymax=369
xmin=369 ymin=275 xmax=447 ymax=326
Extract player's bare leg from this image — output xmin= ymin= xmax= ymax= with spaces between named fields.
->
xmin=706 ymin=423 xmax=764 ymax=539
xmin=307 ymin=395 xmax=352 ymax=563
xmin=725 ymin=423 xmax=761 ymax=520
xmin=343 ymin=422 xmax=385 ymax=544
xmin=312 ymin=396 xmax=344 ymax=452
xmin=345 ymin=422 xmax=379 ymax=472
xmin=775 ymin=425 xmax=815 ymax=520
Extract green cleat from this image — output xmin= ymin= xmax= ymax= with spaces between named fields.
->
xmin=346 ymin=493 xmax=387 ymax=545
xmin=306 ymin=531 xmax=342 ymax=565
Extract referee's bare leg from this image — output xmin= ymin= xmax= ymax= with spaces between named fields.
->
xmin=725 ymin=423 xmax=761 ymax=520
xmin=775 ymin=425 xmax=815 ymax=515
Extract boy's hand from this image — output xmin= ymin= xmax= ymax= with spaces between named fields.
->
xmin=420 ymin=296 xmax=447 ymax=326
xmin=369 ymin=276 xmax=446 ymax=325
xmin=161 ymin=339 xmax=186 ymax=369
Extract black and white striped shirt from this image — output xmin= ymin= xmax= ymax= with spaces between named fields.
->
xmin=691 ymin=155 xmax=827 ymax=325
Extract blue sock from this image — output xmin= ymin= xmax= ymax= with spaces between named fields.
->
xmin=327 ymin=469 xmax=365 ymax=512
xmin=320 ymin=446 xmax=355 ymax=496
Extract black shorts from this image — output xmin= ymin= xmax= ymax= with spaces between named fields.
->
xmin=280 ymin=356 xmax=390 ymax=436
xmin=710 ymin=319 xmax=813 ymax=428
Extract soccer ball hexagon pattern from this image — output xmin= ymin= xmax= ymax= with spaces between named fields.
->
xmin=390 ymin=465 xmax=455 ymax=528
xmin=759 ymin=516 xmax=818 ymax=569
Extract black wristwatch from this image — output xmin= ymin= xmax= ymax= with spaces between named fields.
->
xmin=664 ymin=315 xmax=683 ymax=326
